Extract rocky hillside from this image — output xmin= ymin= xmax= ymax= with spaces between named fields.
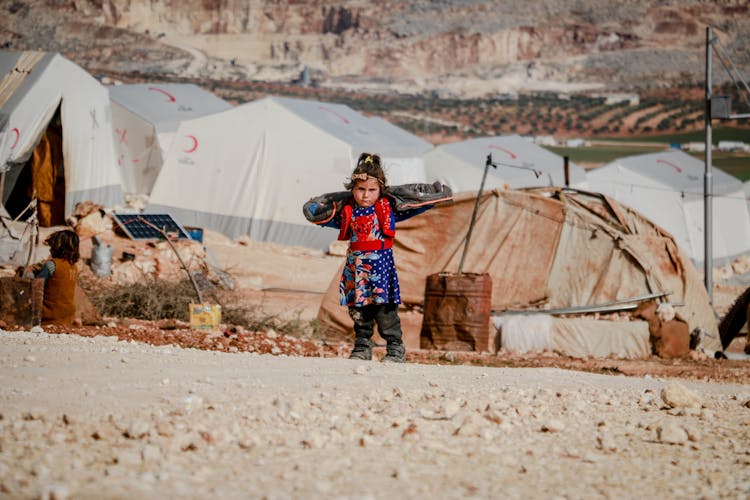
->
xmin=2 ymin=0 xmax=749 ymax=98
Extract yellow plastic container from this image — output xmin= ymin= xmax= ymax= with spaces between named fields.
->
xmin=189 ymin=303 xmax=222 ymax=330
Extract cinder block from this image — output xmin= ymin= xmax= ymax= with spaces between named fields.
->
xmin=0 ymin=277 xmax=44 ymax=329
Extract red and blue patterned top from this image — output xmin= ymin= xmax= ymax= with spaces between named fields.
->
xmin=340 ymin=203 xmax=399 ymax=306
xmin=322 ymin=197 xmax=429 ymax=307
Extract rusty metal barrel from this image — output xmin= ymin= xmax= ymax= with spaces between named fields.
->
xmin=420 ymin=272 xmax=493 ymax=352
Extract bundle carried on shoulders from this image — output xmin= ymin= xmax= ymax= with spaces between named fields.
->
xmin=303 ymin=182 xmax=453 ymax=224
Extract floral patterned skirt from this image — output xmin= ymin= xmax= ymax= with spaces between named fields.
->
xmin=339 ymin=248 xmax=401 ymax=307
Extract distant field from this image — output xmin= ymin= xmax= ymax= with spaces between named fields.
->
xmin=706 ymin=154 xmax=750 ymax=181
xmin=545 ymin=127 xmax=750 ymax=180
xmin=545 ymin=145 xmax=665 ymax=166
xmin=600 ymin=127 xmax=750 ymax=144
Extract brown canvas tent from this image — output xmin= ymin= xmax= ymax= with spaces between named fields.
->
xmin=318 ymin=188 xmax=720 ymax=357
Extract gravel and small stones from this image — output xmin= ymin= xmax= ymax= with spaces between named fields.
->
xmin=1 ymin=330 xmax=749 ymax=498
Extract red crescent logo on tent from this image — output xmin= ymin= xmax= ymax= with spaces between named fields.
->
xmin=116 ymin=128 xmax=127 ymax=144
xmin=148 ymin=86 xmax=176 ymax=103
xmin=183 ymin=135 xmax=198 ymax=153
xmin=9 ymin=127 xmax=20 ymax=149
xmin=656 ymin=159 xmax=682 ymax=173
xmin=319 ymin=106 xmax=350 ymax=125
xmin=488 ymin=144 xmax=517 ymax=160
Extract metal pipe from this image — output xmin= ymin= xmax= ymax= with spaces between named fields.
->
xmin=138 ymin=216 xmax=204 ymax=304
xmin=704 ymin=26 xmax=714 ymax=304
xmin=457 ymin=153 xmax=494 ymax=275
xmin=0 ymin=166 xmax=6 ymax=211
xmin=493 ymin=290 xmax=674 ymax=315
xmin=24 ymin=202 xmax=38 ymax=269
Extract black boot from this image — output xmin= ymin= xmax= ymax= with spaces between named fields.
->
xmin=376 ymin=304 xmax=406 ymax=363
xmin=349 ymin=337 xmax=372 ymax=360
xmin=348 ymin=306 xmax=374 ymax=360
xmin=382 ymin=341 xmax=406 ymax=363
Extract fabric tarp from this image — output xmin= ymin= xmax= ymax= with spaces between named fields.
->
xmin=29 ymin=128 xmax=65 ymax=226
xmin=317 ymin=188 xmax=720 ymax=356
xmin=494 ymin=314 xmax=651 ymax=358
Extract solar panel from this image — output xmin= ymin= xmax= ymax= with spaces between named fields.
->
xmin=112 ymin=213 xmax=191 ymax=240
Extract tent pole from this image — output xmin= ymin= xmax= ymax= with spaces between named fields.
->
xmin=137 ymin=216 xmax=203 ymax=304
xmin=704 ymin=26 xmax=714 ymax=305
xmin=24 ymin=199 xmax=38 ymax=269
xmin=0 ymin=167 xmax=5 ymax=213
xmin=458 ymin=154 xmax=494 ymax=276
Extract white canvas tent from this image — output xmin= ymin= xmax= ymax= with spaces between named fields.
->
xmin=422 ymin=135 xmax=587 ymax=192
xmin=147 ymin=96 xmax=433 ymax=249
xmin=109 ymin=83 xmax=232 ymax=195
xmin=0 ymin=50 xmax=123 ymax=222
xmin=587 ymin=150 xmax=750 ymax=264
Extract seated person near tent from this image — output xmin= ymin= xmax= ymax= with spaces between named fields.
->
xmin=21 ymin=230 xmax=81 ymax=326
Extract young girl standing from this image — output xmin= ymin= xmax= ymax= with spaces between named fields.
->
xmin=306 ymin=153 xmax=441 ymax=362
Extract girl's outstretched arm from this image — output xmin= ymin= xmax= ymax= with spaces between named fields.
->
xmin=394 ymin=205 xmax=433 ymax=222
xmin=388 ymin=182 xmax=453 ymax=222
xmin=303 ymin=191 xmax=352 ymax=229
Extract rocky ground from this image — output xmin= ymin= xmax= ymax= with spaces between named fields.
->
xmin=2 ymin=224 xmax=750 ymax=498
xmin=24 ymin=318 xmax=750 ymax=386
xmin=1 ymin=329 xmax=749 ymax=499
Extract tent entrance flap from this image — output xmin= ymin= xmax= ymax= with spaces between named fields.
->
xmin=2 ymin=107 xmax=65 ymax=227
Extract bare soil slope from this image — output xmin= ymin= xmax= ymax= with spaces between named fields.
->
xmin=3 ymin=1 xmax=749 ymax=96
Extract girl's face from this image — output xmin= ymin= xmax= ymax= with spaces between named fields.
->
xmin=352 ymin=177 xmax=381 ymax=208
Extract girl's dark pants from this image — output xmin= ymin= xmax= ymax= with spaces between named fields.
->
xmin=348 ymin=304 xmax=405 ymax=361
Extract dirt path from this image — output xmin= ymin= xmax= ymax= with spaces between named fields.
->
xmin=161 ymin=36 xmax=209 ymax=75
xmin=1 ymin=330 xmax=749 ymax=499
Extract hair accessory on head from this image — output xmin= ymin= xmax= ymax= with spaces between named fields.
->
xmin=350 ymin=172 xmax=385 ymax=186
xmin=363 ymin=155 xmax=373 ymax=166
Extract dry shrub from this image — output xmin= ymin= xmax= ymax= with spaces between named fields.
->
xmin=80 ymin=275 xmax=199 ymax=321
xmin=81 ymin=275 xmax=338 ymax=340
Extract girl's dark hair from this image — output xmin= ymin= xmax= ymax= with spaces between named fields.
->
xmin=45 ymin=230 xmax=80 ymax=264
xmin=344 ymin=152 xmax=388 ymax=191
